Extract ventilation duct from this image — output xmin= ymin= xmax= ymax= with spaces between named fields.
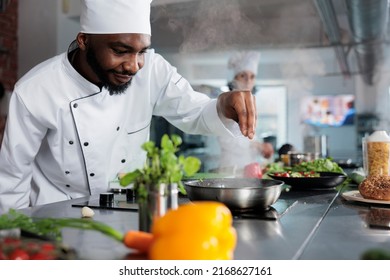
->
xmin=315 ymin=0 xmax=389 ymax=85
xmin=345 ymin=0 xmax=389 ymax=85
xmin=313 ymin=0 xmax=350 ymax=78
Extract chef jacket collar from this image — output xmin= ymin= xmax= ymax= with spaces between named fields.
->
xmin=64 ymin=40 xmax=103 ymax=94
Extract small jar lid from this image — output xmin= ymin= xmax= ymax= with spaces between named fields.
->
xmin=99 ymin=192 xmax=114 ymax=205
xmin=368 ymin=131 xmax=390 ymax=142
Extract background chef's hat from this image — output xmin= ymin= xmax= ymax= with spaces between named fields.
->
xmin=80 ymin=0 xmax=153 ymax=35
xmin=228 ymin=51 xmax=261 ymax=79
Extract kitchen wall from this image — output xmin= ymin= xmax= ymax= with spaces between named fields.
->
xmin=0 ymin=0 xmax=18 ymax=92
xmin=18 ymin=0 xmax=79 ymax=77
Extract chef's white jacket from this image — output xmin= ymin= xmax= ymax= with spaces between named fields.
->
xmin=0 ymin=43 xmax=238 ymax=213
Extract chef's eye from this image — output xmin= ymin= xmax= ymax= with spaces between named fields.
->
xmin=113 ymin=48 xmax=128 ymax=55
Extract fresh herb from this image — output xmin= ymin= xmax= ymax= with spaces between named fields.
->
xmin=119 ymin=134 xmax=201 ymax=201
xmin=0 ymin=209 xmax=123 ymax=242
xmin=361 ymin=248 xmax=390 ymax=260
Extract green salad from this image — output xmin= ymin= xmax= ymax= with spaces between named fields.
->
xmin=266 ymin=158 xmax=345 ymax=174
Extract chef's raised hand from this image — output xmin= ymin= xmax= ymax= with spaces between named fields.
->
xmin=217 ymin=90 xmax=257 ymax=139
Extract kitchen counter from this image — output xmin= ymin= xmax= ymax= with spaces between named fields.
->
xmin=19 ymin=184 xmax=390 ymax=260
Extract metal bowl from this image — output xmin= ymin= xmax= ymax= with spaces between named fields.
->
xmin=184 ymin=178 xmax=284 ymax=211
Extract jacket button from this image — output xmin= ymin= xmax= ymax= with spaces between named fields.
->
xmin=66 ymin=185 xmax=70 ymax=188
xmin=73 ymin=103 xmax=78 ymax=108
xmin=121 ymin=159 xmax=126 ymax=163
xmin=90 ymin=173 xmax=95 ymax=177
xmin=83 ymin=142 xmax=89 ymax=146
xmin=69 ymin=141 xmax=74 ymax=145
xmin=116 ymin=126 xmax=120 ymax=131
xmin=65 ymin=171 xmax=70 ymax=174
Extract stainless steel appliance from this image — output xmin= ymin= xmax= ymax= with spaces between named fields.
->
xmin=304 ymin=135 xmax=328 ymax=158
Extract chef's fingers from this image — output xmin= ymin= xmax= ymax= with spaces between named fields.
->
xmin=240 ymin=91 xmax=257 ymax=139
xmin=217 ymin=91 xmax=257 ymax=139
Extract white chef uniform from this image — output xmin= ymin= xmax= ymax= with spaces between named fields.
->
xmin=0 ymin=40 xmax=238 ymax=213
xmin=217 ymin=51 xmax=263 ymax=171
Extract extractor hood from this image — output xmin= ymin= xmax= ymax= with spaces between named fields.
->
xmin=150 ymin=0 xmax=390 ymax=85
xmin=346 ymin=0 xmax=389 ymax=85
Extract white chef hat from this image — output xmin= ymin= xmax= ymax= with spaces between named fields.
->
xmin=80 ymin=0 xmax=152 ymax=35
xmin=228 ymin=51 xmax=261 ymax=79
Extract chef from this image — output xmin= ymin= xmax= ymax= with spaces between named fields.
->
xmin=0 ymin=0 xmax=257 ymax=213
xmin=218 ymin=51 xmax=274 ymax=172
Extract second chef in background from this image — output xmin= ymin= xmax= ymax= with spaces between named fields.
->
xmin=217 ymin=51 xmax=274 ymax=173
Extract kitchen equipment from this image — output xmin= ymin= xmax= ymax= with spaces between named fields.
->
xmin=304 ymin=135 xmax=328 ymax=158
xmin=286 ymin=152 xmax=318 ymax=167
xmin=363 ymin=130 xmax=390 ymax=177
xmin=183 ymin=178 xmax=284 ymax=211
xmin=268 ymin=172 xmax=347 ymax=190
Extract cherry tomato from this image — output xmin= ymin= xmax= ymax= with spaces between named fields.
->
xmin=8 ymin=248 xmax=30 ymax=260
xmin=40 ymin=242 xmax=56 ymax=252
xmin=25 ymin=241 xmax=40 ymax=252
xmin=273 ymin=172 xmax=289 ymax=177
xmin=0 ymin=251 xmax=7 ymax=260
xmin=3 ymin=237 xmax=21 ymax=247
xmin=30 ymin=252 xmax=55 ymax=260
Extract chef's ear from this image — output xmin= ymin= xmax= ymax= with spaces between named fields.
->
xmin=76 ymin=33 xmax=89 ymax=50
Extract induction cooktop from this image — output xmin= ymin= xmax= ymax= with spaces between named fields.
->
xmin=72 ymin=192 xmax=298 ymax=221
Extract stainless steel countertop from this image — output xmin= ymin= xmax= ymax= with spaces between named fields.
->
xmin=20 ymin=185 xmax=390 ymax=260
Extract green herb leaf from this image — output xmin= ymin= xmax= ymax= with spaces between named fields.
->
xmin=0 ymin=209 xmax=123 ymax=242
xmin=183 ymin=156 xmax=201 ymax=176
xmin=119 ymin=170 xmax=142 ymax=186
xmin=120 ymin=134 xmax=201 ymax=200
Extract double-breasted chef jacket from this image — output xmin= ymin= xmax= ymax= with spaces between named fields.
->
xmin=0 ymin=41 xmax=239 ymax=213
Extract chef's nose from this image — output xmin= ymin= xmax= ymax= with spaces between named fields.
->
xmin=123 ymin=54 xmax=140 ymax=74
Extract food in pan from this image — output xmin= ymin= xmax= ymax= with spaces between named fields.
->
xmin=358 ymin=175 xmax=390 ymax=201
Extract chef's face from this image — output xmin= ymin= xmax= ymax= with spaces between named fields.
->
xmin=80 ymin=33 xmax=151 ymax=95
xmin=234 ymin=70 xmax=256 ymax=91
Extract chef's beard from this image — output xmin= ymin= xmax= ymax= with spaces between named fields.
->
xmin=86 ymin=47 xmax=131 ymax=95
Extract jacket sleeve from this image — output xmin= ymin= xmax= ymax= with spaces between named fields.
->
xmin=148 ymin=52 xmax=241 ymax=138
xmin=0 ymin=92 xmax=47 ymax=214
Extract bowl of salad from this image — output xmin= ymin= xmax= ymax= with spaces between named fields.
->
xmin=265 ymin=158 xmax=348 ymax=190
xmin=267 ymin=171 xmax=347 ymax=190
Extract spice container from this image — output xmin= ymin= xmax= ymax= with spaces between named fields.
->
xmin=363 ymin=131 xmax=390 ymax=177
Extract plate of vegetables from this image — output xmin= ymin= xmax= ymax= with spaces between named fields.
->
xmin=266 ymin=158 xmax=348 ymax=190
xmin=267 ymin=171 xmax=347 ymax=190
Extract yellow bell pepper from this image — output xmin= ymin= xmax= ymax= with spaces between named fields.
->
xmin=149 ymin=201 xmax=237 ymax=260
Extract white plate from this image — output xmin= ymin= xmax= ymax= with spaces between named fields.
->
xmin=342 ymin=190 xmax=390 ymax=205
